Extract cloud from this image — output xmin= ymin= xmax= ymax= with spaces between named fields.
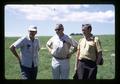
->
xmin=5 ymin=5 xmax=114 ymax=23
xmin=62 ymin=10 xmax=114 ymax=23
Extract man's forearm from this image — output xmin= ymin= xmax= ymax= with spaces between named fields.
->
xmin=70 ymin=47 xmax=77 ymax=55
xmin=9 ymin=45 xmax=20 ymax=62
xmin=96 ymin=51 xmax=103 ymax=64
xmin=46 ymin=45 xmax=52 ymax=53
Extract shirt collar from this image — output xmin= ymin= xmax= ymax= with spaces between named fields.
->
xmin=26 ymin=35 xmax=30 ymax=40
xmin=84 ymin=34 xmax=94 ymax=40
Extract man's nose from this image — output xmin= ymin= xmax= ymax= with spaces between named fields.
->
xmin=82 ymin=28 xmax=85 ymax=31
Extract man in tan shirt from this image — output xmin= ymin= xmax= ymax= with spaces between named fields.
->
xmin=75 ymin=24 xmax=103 ymax=79
xmin=46 ymin=24 xmax=78 ymax=79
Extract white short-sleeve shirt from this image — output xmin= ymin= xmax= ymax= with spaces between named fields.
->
xmin=46 ymin=34 xmax=78 ymax=58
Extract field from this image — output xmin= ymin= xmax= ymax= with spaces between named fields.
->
xmin=5 ymin=35 xmax=115 ymax=79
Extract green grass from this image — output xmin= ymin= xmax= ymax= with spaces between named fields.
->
xmin=5 ymin=35 xmax=115 ymax=79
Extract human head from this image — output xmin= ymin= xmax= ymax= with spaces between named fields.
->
xmin=28 ymin=25 xmax=37 ymax=38
xmin=82 ymin=24 xmax=92 ymax=32
xmin=82 ymin=24 xmax=92 ymax=35
xmin=54 ymin=24 xmax=64 ymax=36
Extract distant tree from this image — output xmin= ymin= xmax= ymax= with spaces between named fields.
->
xmin=70 ymin=33 xmax=83 ymax=36
xmin=79 ymin=33 xmax=83 ymax=35
xmin=70 ymin=33 xmax=75 ymax=36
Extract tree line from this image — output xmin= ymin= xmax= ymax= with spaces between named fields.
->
xmin=70 ymin=33 xmax=83 ymax=36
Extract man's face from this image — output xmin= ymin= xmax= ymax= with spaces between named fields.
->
xmin=29 ymin=31 xmax=37 ymax=37
xmin=82 ymin=27 xmax=91 ymax=35
xmin=55 ymin=28 xmax=63 ymax=36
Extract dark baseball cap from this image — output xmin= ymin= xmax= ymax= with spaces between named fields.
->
xmin=82 ymin=24 xmax=91 ymax=29
xmin=55 ymin=24 xmax=64 ymax=30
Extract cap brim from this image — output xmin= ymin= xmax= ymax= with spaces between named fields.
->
xmin=28 ymin=29 xmax=37 ymax=31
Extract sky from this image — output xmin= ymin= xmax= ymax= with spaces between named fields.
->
xmin=5 ymin=4 xmax=115 ymax=37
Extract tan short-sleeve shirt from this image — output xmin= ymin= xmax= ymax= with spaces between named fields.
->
xmin=78 ymin=36 xmax=102 ymax=61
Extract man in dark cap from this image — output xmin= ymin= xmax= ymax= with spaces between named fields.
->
xmin=74 ymin=24 xmax=103 ymax=79
xmin=46 ymin=24 xmax=78 ymax=79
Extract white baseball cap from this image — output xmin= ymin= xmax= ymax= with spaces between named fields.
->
xmin=28 ymin=25 xmax=37 ymax=31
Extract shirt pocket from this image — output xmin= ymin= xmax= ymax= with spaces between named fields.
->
xmin=24 ymin=43 xmax=31 ymax=51
xmin=80 ymin=41 xmax=94 ymax=55
xmin=85 ymin=42 xmax=95 ymax=55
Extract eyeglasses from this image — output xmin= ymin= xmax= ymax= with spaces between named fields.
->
xmin=55 ymin=28 xmax=61 ymax=31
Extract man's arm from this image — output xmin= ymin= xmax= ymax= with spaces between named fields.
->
xmin=67 ymin=37 xmax=78 ymax=58
xmin=74 ymin=45 xmax=80 ymax=70
xmin=69 ymin=47 xmax=77 ymax=55
xmin=9 ymin=45 xmax=20 ymax=63
xmin=96 ymin=51 xmax=103 ymax=65
xmin=69 ymin=38 xmax=78 ymax=55
xmin=94 ymin=37 xmax=103 ymax=65
xmin=46 ymin=44 xmax=52 ymax=53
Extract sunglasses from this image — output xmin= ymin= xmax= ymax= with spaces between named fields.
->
xmin=55 ymin=28 xmax=62 ymax=31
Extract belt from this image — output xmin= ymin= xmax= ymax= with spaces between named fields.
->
xmin=53 ymin=56 xmax=69 ymax=60
xmin=79 ymin=58 xmax=96 ymax=64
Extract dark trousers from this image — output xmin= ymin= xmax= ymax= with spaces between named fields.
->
xmin=77 ymin=59 xmax=97 ymax=80
xmin=20 ymin=63 xmax=38 ymax=80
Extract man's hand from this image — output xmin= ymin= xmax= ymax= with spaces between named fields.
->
xmin=96 ymin=51 xmax=103 ymax=65
xmin=66 ymin=53 xmax=72 ymax=58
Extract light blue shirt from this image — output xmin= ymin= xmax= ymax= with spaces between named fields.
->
xmin=11 ymin=36 xmax=40 ymax=68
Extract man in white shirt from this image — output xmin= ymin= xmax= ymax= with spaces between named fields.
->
xmin=9 ymin=26 xmax=40 ymax=80
xmin=46 ymin=24 xmax=78 ymax=79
